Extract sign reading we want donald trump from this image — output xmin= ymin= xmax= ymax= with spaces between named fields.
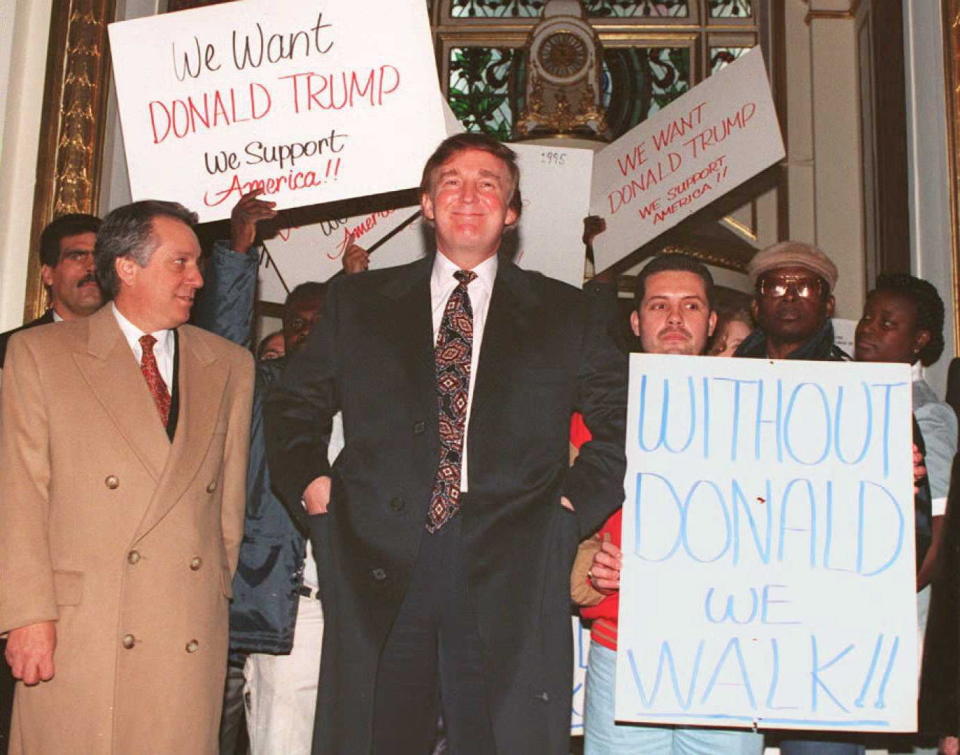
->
xmin=615 ymin=354 xmax=918 ymax=732
xmin=108 ymin=0 xmax=446 ymax=223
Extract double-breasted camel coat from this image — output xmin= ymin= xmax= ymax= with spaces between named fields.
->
xmin=0 ymin=306 xmax=253 ymax=754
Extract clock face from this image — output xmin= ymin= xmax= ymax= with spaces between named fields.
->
xmin=537 ymin=31 xmax=589 ymax=81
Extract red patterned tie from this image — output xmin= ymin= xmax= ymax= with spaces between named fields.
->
xmin=139 ymin=334 xmax=171 ymax=428
xmin=427 ymin=269 xmax=477 ymax=533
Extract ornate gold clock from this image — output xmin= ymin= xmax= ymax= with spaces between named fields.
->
xmin=516 ymin=0 xmax=608 ymax=139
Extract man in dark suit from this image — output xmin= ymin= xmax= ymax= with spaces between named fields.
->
xmin=0 ymin=213 xmax=102 ymax=369
xmin=265 ymin=133 xmax=628 ymax=754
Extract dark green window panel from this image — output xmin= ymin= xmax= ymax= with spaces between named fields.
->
xmin=708 ymin=0 xmax=753 ymax=18
xmin=449 ymin=0 xmax=688 ymax=18
xmin=710 ymin=46 xmax=751 ymax=74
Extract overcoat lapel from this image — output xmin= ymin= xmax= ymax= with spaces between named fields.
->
xmin=74 ymin=306 xmax=170 ymax=482
xmin=135 ymin=326 xmax=228 ymax=539
xmin=468 ymin=262 xmax=537 ymax=453
xmin=377 ymin=256 xmax=438 ymax=446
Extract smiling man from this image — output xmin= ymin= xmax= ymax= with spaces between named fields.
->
xmin=0 ymin=200 xmax=254 ymax=754
xmin=266 ymin=133 xmax=628 ymax=754
xmin=0 ymin=214 xmax=103 ymax=370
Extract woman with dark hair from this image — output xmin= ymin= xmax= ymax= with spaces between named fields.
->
xmin=855 ymin=273 xmax=957 ymax=752
xmin=855 ymin=273 xmax=955 ymax=585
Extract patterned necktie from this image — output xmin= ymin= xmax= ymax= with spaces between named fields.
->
xmin=427 ymin=269 xmax=477 ymax=533
xmin=139 ymin=334 xmax=171 ymax=428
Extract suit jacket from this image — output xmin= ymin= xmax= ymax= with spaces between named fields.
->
xmin=0 ymin=305 xmax=254 ymax=755
xmin=266 ymin=256 xmax=627 ymax=754
xmin=0 ymin=309 xmax=54 ymax=369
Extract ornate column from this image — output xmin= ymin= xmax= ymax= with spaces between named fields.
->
xmin=24 ymin=0 xmax=113 ymax=320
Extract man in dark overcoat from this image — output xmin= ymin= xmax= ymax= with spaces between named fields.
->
xmin=266 ymin=133 xmax=627 ymax=754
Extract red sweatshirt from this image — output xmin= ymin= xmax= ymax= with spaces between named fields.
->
xmin=570 ymin=413 xmax=621 ymax=651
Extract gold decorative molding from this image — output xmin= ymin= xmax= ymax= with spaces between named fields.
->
xmin=24 ymin=0 xmax=113 ymax=321
xmin=944 ymin=0 xmax=960 ymax=354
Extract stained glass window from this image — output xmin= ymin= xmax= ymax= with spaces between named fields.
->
xmin=441 ymin=1 xmax=760 ymax=138
xmin=448 ymin=47 xmax=520 ymax=140
xmin=585 ymin=0 xmax=688 ymax=16
xmin=449 ymin=0 xmax=689 ymax=18
xmin=450 ymin=0 xmax=544 ymax=18
xmin=710 ymin=46 xmax=750 ymax=74
xmin=708 ymin=0 xmax=753 ymax=18
xmin=601 ymin=47 xmax=690 ymax=138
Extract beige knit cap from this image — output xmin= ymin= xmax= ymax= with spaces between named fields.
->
xmin=747 ymin=241 xmax=839 ymax=292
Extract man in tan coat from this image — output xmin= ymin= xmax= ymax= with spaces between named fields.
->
xmin=0 ymin=200 xmax=254 ymax=754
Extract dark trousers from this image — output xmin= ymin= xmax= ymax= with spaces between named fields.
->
xmin=372 ymin=515 xmax=495 ymax=755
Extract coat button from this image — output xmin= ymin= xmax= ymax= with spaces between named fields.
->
xmin=185 ymin=640 xmax=199 ymax=653
xmin=127 ymin=550 xmax=141 ymax=565
xmin=206 ymin=480 xmax=218 ymax=493
xmin=105 ymin=475 xmax=119 ymax=489
xmin=189 ymin=556 xmax=202 ymax=571
xmin=371 ymin=568 xmax=387 ymax=582
xmin=122 ymin=634 xmax=135 ymax=649
xmin=389 ymin=497 xmax=405 ymax=512
xmin=413 ymin=421 xmax=425 ymax=435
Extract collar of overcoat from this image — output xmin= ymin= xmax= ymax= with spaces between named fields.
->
xmin=75 ymin=305 xmax=229 ymax=538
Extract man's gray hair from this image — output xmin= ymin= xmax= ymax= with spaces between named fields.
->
xmin=95 ymin=200 xmax=198 ymax=299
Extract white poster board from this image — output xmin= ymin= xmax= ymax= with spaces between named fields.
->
xmin=258 ymin=207 xmax=419 ymax=303
xmin=108 ymin=0 xmax=446 ymax=222
xmin=590 ymin=48 xmax=785 ymax=271
xmin=259 ymin=143 xmax=594 ymax=298
xmin=616 ymin=354 xmax=917 ymax=732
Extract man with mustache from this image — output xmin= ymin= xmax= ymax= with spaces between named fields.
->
xmin=0 ymin=214 xmax=103 ymax=371
xmin=734 ymin=240 xmax=849 ymax=362
xmin=573 ymin=253 xmax=764 ymax=754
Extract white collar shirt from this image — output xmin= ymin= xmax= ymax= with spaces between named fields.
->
xmin=430 ymin=251 xmax=498 ymax=492
xmin=111 ymin=303 xmax=175 ymax=392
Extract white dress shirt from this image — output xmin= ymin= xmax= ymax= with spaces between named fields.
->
xmin=430 ymin=251 xmax=497 ymax=492
xmin=111 ymin=303 xmax=175 ymax=392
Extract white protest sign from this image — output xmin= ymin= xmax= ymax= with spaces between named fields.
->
xmin=512 ymin=145 xmax=593 ymax=288
xmin=108 ymin=0 xmax=446 ymax=222
xmin=260 ymin=142 xmax=593 ymax=298
xmin=590 ymin=48 xmax=785 ymax=271
xmin=616 ymin=354 xmax=917 ymax=732
xmin=258 ymin=207 xmax=418 ymax=303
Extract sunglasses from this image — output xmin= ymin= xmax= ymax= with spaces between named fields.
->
xmin=757 ymin=276 xmax=825 ymax=299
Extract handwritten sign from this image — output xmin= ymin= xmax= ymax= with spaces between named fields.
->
xmin=616 ymin=354 xmax=917 ymax=732
xmin=108 ymin=0 xmax=446 ymax=222
xmin=258 ymin=206 xmax=418 ymax=303
xmin=259 ymin=142 xmax=594 ymax=297
xmin=590 ymin=48 xmax=784 ymax=271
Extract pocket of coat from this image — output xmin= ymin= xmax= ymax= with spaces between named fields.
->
xmin=53 ymin=570 xmax=83 ymax=606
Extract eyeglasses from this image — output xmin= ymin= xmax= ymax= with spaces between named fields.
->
xmin=757 ymin=276 xmax=825 ymax=299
